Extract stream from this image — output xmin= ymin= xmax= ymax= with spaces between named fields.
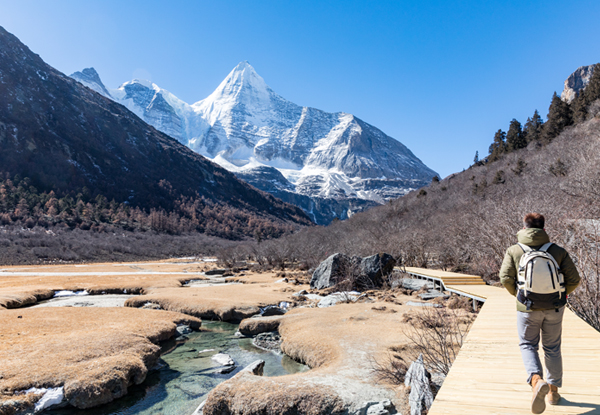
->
xmin=45 ymin=321 xmax=308 ymax=415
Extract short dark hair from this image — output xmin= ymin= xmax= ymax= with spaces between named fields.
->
xmin=524 ymin=213 xmax=545 ymax=229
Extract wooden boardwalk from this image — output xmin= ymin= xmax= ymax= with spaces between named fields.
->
xmin=407 ymin=268 xmax=600 ymax=415
xmin=404 ymin=267 xmax=487 ymax=286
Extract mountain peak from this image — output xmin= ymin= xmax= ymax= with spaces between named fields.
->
xmin=221 ymin=61 xmax=269 ymax=95
xmin=233 ymin=60 xmax=254 ymax=72
xmin=70 ymin=67 xmax=112 ymax=98
xmin=192 ymin=61 xmax=277 ymax=116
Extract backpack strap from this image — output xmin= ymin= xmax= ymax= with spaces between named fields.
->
xmin=539 ymin=243 xmax=553 ymax=252
xmin=517 ymin=243 xmax=532 ymax=253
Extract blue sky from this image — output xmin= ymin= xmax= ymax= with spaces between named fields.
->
xmin=2 ymin=0 xmax=600 ymax=178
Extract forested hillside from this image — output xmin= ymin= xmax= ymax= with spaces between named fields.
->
xmin=232 ymin=66 xmax=600 ymax=330
xmin=0 ymin=25 xmax=312 ymax=248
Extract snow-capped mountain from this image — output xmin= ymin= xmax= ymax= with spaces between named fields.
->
xmin=71 ymin=63 xmax=438 ymax=224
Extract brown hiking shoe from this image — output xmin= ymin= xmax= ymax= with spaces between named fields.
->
xmin=531 ymin=374 xmax=549 ymax=414
xmin=547 ymin=384 xmax=561 ymax=405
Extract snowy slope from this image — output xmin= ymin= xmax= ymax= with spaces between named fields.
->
xmin=70 ymin=63 xmax=438 ymax=224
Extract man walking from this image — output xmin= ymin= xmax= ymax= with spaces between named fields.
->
xmin=499 ymin=213 xmax=580 ymax=414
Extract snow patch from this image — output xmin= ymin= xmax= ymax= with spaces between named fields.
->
xmin=53 ymin=290 xmax=89 ymax=298
xmin=24 ymin=387 xmax=64 ymax=412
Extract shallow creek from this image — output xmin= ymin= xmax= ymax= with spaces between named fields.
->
xmin=46 ymin=321 xmax=308 ymax=415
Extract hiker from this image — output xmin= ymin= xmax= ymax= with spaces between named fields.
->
xmin=499 ymin=213 xmax=580 ymax=414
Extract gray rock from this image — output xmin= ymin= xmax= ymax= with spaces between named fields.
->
xmin=406 ymin=301 xmax=442 ymax=308
xmin=212 ymin=353 xmax=234 ymax=366
xmin=401 ymin=279 xmax=434 ymax=291
xmin=405 ymin=355 xmax=433 ymax=415
xmin=310 ymin=253 xmax=358 ymax=289
xmin=205 ymin=269 xmax=227 ymax=276
xmin=211 ymin=353 xmax=236 ymax=373
xmin=317 ymin=291 xmax=361 ymax=308
xmin=359 ymin=253 xmax=396 ymax=288
xmin=253 ymin=332 xmax=282 ymax=351
xmin=293 ymin=289 xmax=308 ymax=297
xmin=357 ymin=400 xmax=393 ymax=415
xmin=430 ymin=371 xmax=446 ymax=393
xmin=562 ymin=65 xmax=595 ymax=103
xmin=242 ymin=360 xmax=265 ymax=376
xmin=260 ymin=305 xmax=286 ymax=316
xmin=176 ymin=325 xmax=193 ymax=335
xmin=418 ymin=290 xmax=450 ymax=301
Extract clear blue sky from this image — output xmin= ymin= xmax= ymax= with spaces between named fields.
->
xmin=2 ymin=0 xmax=600 ymax=178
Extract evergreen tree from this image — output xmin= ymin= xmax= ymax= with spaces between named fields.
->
xmin=488 ymin=129 xmax=506 ymax=162
xmin=541 ymin=92 xmax=572 ymax=143
xmin=523 ymin=110 xmax=544 ymax=143
xmin=473 ymin=151 xmax=479 ymax=164
xmin=506 ymin=119 xmax=526 ymax=152
xmin=571 ymin=89 xmax=587 ymax=124
xmin=571 ymin=63 xmax=600 ymax=123
xmin=583 ymin=63 xmax=600 ymax=107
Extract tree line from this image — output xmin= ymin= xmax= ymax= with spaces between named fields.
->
xmin=0 ymin=174 xmax=295 ymax=240
xmin=486 ymin=63 xmax=600 ymax=163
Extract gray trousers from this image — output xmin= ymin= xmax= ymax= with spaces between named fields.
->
xmin=517 ymin=306 xmax=565 ymax=388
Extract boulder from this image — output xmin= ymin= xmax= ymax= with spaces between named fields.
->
xmin=238 ymin=316 xmax=283 ymax=336
xmin=404 ymin=355 xmax=433 ymax=415
xmin=401 ymin=279 xmax=434 ymax=291
xmin=311 ymin=253 xmax=396 ymax=290
xmin=242 ymin=360 xmax=265 ymax=376
xmin=310 ymin=253 xmax=359 ymax=289
xmin=359 ymin=253 xmax=396 ymax=288
xmin=260 ymin=305 xmax=286 ymax=316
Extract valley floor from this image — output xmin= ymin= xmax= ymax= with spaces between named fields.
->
xmin=0 ymin=258 xmax=433 ymax=415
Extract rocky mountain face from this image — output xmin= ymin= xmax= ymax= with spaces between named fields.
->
xmin=71 ymin=63 xmax=438 ymax=224
xmin=0 ymin=26 xmax=311 ymax=232
xmin=561 ymin=65 xmax=595 ymax=103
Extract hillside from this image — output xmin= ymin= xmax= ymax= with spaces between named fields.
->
xmin=0 ymin=26 xmax=312 ymax=241
xmin=238 ymin=69 xmax=600 ymax=330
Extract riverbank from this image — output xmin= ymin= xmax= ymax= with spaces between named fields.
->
xmin=0 ymin=307 xmax=201 ymax=412
xmin=0 ymin=258 xmax=470 ymax=414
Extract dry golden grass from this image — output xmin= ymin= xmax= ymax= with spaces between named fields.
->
xmin=0 ymin=307 xmax=200 ymax=410
xmin=203 ymin=371 xmax=346 ymax=415
xmin=0 ymin=259 xmax=216 ymax=309
xmin=238 ymin=315 xmax=284 ymax=335
xmin=125 ymin=281 xmax=305 ymax=321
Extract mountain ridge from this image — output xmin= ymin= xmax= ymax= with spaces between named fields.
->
xmin=0 ymin=25 xmax=312 ymax=239
xmin=71 ymin=62 xmax=438 ymax=224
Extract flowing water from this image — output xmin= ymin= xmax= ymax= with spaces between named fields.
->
xmin=46 ymin=322 xmax=308 ymax=415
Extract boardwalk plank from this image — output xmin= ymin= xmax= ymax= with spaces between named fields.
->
xmin=405 ymin=268 xmax=600 ymax=415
